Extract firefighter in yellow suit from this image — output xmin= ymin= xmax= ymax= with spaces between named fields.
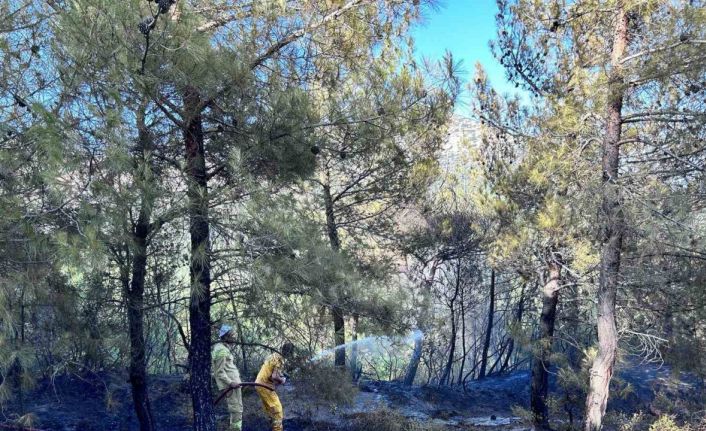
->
xmin=255 ymin=342 xmax=294 ymax=431
xmin=212 ymin=325 xmax=243 ymax=431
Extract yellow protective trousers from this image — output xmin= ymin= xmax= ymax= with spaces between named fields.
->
xmin=256 ymin=386 xmax=283 ymax=431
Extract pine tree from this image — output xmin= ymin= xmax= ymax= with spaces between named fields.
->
xmin=305 ymin=52 xmax=457 ymax=367
xmin=52 ymin=0 xmax=433 ymax=428
xmin=492 ymin=0 xmax=706 ymax=428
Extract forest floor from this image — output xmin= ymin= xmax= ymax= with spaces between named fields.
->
xmin=2 ymin=363 xmax=703 ymax=431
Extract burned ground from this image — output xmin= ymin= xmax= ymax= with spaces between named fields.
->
xmin=3 ymin=364 xmax=703 ymax=431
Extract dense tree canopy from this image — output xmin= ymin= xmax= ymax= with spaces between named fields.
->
xmin=0 ymin=1 xmax=704 ymax=430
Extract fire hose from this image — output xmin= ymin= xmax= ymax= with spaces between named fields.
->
xmin=214 ymin=382 xmax=275 ymax=406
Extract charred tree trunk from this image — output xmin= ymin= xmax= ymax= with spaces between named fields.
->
xmin=531 ymin=262 xmax=561 ymax=430
xmin=332 ymin=306 xmax=346 ymax=367
xmin=183 ymin=88 xmax=216 ymax=431
xmin=20 ymin=292 xmax=25 ymax=343
xmin=323 ymin=184 xmax=341 ymax=251
xmin=404 ymin=330 xmax=424 ymax=386
xmin=9 ymin=293 xmax=26 ymax=415
xmin=236 ymin=320 xmax=248 ymax=377
xmin=440 ymin=309 xmax=456 ymax=385
xmin=323 ymin=183 xmax=346 ymax=367
xmin=501 ymin=282 xmax=526 ymax=373
xmin=125 ymin=106 xmax=157 ymax=431
xmin=440 ymin=263 xmax=461 ymax=385
xmin=457 ymin=286 xmax=467 ymax=385
xmin=565 ymin=281 xmax=581 ymax=369
xmin=439 ymin=312 xmax=456 ymax=385
xmin=226 ymin=291 xmax=249 ymax=376
xmin=8 ymin=356 xmax=23 ymax=415
xmin=478 ymin=269 xmax=496 ymax=379
xmin=584 ymin=5 xmax=629 ymax=431
xmin=128 ymin=206 xmax=156 ymax=431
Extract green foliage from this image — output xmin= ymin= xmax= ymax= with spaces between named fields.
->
xmin=247 ymin=89 xmax=319 ymax=181
xmin=614 ymin=413 xmax=706 ymax=431
xmin=292 ymin=363 xmax=358 ymax=409
xmin=648 ymin=416 xmax=689 ymax=431
xmin=619 ymin=412 xmax=648 ymax=431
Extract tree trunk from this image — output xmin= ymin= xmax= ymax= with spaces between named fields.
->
xmin=584 ymin=5 xmax=629 ymax=431
xmin=531 ymin=262 xmax=561 ymax=430
xmin=226 ymin=291 xmax=248 ymax=376
xmin=323 ymin=184 xmax=341 ymax=251
xmin=8 ymin=356 xmax=23 ymax=415
xmin=128 ymin=206 xmax=156 ymax=431
xmin=478 ymin=269 xmax=496 ymax=379
xmin=440 ymin=308 xmax=456 ymax=385
xmin=407 ymin=263 xmax=437 ymax=386
xmin=20 ymin=292 xmax=25 ymax=343
xmin=332 ymin=305 xmax=346 ymax=367
xmin=125 ymin=106 xmax=157 ymax=431
xmin=440 ymin=263 xmax=461 ymax=386
xmin=15 ymin=293 xmax=25 ymax=414
xmin=404 ymin=330 xmax=424 ymax=386
xmin=183 ymin=87 xmax=216 ymax=431
xmin=501 ymin=282 xmax=526 ymax=373
xmin=457 ymin=286 xmax=467 ymax=386
xmin=323 ymin=183 xmax=346 ymax=367
xmin=565 ymin=282 xmax=581 ymax=369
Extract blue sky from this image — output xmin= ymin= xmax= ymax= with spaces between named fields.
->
xmin=410 ymin=0 xmax=516 ymax=112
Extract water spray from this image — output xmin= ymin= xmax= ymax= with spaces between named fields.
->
xmin=309 ymin=330 xmax=424 ymax=363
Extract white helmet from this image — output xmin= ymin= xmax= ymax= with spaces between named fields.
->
xmin=219 ymin=324 xmax=233 ymax=339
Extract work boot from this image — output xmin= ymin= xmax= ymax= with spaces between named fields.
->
xmin=230 ymin=417 xmax=242 ymax=431
xmin=271 ymin=418 xmax=283 ymax=431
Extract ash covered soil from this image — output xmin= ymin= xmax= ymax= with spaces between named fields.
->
xmin=3 ymin=365 xmax=703 ymax=431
